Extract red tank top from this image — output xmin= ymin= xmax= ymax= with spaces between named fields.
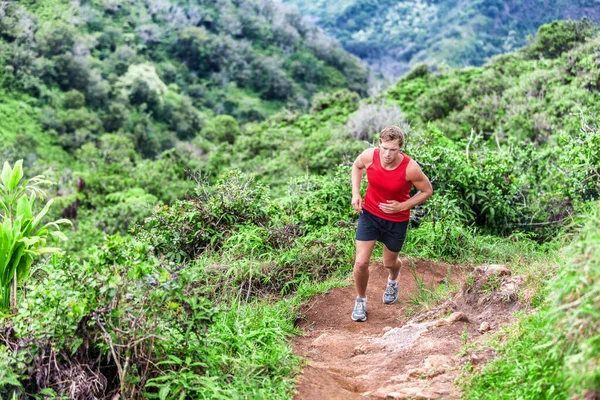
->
xmin=363 ymin=149 xmax=413 ymax=222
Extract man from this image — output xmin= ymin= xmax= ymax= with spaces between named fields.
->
xmin=350 ymin=126 xmax=433 ymax=322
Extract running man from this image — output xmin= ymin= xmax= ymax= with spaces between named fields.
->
xmin=350 ymin=126 xmax=433 ymax=322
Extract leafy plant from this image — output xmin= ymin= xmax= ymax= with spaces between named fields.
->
xmin=0 ymin=160 xmax=71 ymax=311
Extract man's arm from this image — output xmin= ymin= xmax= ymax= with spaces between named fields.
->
xmin=378 ymin=160 xmax=433 ymax=214
xmin=351 ymin=149 xmax=374 ymax=213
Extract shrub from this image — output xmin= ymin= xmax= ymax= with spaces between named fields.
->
xmin=527 ymin=18 xmax=599 ymax=59
xmin=116 ymin=64 xmax=168 ymax=109
xmin=282 ymin=166 xmax=354 ymax=228
xmin=346 ymin=101 xmax=407 ymax=141
xmin=135 ymin=170 xmax=269 ymax=261
xmin=0 ymin=160 xmax=70 ymax=311
xmin=201 ymin=114 xmax=240 ymax=144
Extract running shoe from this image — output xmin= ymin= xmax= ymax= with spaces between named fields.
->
xmin=351 ymin=298 xmax=367 ymax=322
xmin=383 ymin=281 xmax=399 ymax=304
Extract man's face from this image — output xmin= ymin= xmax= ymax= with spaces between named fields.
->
xmin=379 ymin=139 xmax=402 ymax=165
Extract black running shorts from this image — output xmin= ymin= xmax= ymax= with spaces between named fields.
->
xmin=356 ymin=208 xmax=409 ymax=253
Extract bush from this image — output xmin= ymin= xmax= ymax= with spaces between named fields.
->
xmin=527 ymin=18 xmax=599 ymax=59
xmin=116 ymin=64 xmax=168 ymax=110
xmin=281 ymin=166 xmax=354 ymax=228
xmin=136 ymin=170 xmax=269 ymax=261
xmin=201 ymin=114 xmax=240 ymax=144
xmin=346 ymin=101 xmax=407 ymax=141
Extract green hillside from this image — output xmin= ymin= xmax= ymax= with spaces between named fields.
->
xmin=0 ymin=0 xmax=368 ymax=161
xmin=284 ymin=0 xmax=600 ymax=76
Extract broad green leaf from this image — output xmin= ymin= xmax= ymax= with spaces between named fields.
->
xmin=50 ymin=231 xmax=68 ymax=241
xmin=0 ymin=161 xmax=11 ymax=189
xmin=31 ymin=198 xmax=54 ymax=230
xmin=8 ymin=160 xmax=24 ymax=191
xmin=19 ymin=236 xmax=43 ymax=247
xmin=16 ymin=194 xmax=33 ymax=222
xmin=3 ymin=242 xmax=24 ymax=286
xmin=26 ymin=247 xmax=61 ymax=254
xmin=70 ymin=338 xmax=84 ymax=356
xmin=16 ymin=253 xmax=33 ymax=281
xmin=158 ymin=384 xmax=170 ymax=400
xmin=42 ymin=219 xmax=73 ymax=231
xmin=0 ymin=199 xmax=8 ymax=216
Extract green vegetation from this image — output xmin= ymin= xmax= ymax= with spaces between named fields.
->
xmin=0 ymin=161 xmax=70 ymax=311
xmin=0 ymin=0 xmax=368 ymax=162
xmin=284 ymin=0 xmax=600 ymax=76
xmin=0 ymin=4 xmax=599 ymax=399
xmin=462 ymin=205 xmax=600 ymax=399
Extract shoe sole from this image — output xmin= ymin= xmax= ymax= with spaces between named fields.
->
xmin=351 ymin=315 xmax=367 ymax=322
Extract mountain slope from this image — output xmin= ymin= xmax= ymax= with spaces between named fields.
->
xmin=284 ymin=0 xmax=600 ymax=76
xmin=0 ymin=0 xmax=368 ymax=160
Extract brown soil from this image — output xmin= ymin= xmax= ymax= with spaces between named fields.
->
xmin=292 ymin=259 xmax=520 ymax=400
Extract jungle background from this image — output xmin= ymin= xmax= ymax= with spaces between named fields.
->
xmin=0 ymin=0 xmax=599 ymax=398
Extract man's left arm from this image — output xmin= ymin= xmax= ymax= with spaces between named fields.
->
xmin=378 ymin=160 xmax=433 ymax=213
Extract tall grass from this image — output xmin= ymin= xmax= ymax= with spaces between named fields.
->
xmin=403 ymin=219 xmax=553 ymax=264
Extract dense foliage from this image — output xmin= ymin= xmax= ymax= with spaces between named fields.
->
xmin=0 ymin=0 xmax=368 ymax=162
xmin=284 ymin=0 xmax=600 ymax=76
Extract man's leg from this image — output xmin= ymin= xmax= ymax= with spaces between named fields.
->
xmin=354 ymin=240 xmax=376 ymax=298
xmin=383 ymin=245 xmax=401 ymax=281
xmin=382 ymin=245 xmax=402 ymax=304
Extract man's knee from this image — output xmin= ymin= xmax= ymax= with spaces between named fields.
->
xmin=354 ymin=260 xmax=369 ymax=270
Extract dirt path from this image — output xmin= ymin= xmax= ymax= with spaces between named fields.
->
xmin=293 ymin=259 xmax=518 ymax=399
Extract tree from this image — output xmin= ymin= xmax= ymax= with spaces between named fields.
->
xmin=201 ymin=115 xmax=241 ymax=144
xmin=527 ymin=18 xmax=599 ymax=59
xmin=116 ymin=63 xmax=168 ymax=110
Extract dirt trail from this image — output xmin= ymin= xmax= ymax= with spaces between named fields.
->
xmin=293 ymin=259 xmax=520 ymax=400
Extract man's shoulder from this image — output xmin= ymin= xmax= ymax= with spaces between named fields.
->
xmin=356 ymin=147 xmax=376 ymax=168
xmin=405 ymin=158 xmax=425 ymax=180
xmin=363 ymin=147 xmax=376 ymax=156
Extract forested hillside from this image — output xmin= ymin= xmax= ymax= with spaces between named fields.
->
xmin=284 ymin=0 xmax=600 ymax=76
xmin=0 ymin=0 xmax=367 ymax=162
xmin=0 ymin=2 xmax=599 ymax=399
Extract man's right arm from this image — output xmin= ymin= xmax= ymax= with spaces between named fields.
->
xmin=351 ymin=149 xmax=372 ymax=213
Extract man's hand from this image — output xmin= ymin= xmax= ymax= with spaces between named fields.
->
xmin=378 ymin=200 xmax=406 ymax=214
xmin=352 ymin=194 xmax=363 ymax=213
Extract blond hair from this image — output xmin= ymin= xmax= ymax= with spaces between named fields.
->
xmin=380 ymin=126 xmax=405 ymax=148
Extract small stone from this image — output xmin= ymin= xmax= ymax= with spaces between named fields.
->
xmin=434 ymin=319 xmax=449 ymax=327
xmin=310 ymin=333 xmax=329 ymax=347
xmin=389 ymin=374 xmax=409 ymax=383
xmin=407 ymin=368 xmax=427 ymax=378
xmin=498 ymin=277 xmax=522 ymax=302
xmin=382 ymin=326 xmax=393 ymax=333
xmin=477 ymin=264 xmax=511 ymax=278
xmin=447 ymin=311 xmax=469 ymax=323
xmin=478 ymin=321 xmax=491 ymax=333
xmin=424 ymin=354 xmax=453 ymax=369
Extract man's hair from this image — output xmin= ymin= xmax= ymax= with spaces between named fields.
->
xmin=380 ymin=126 xmax=405 ymax=148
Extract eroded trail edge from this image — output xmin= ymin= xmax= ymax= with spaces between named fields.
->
xmin=292 ymin=260 xmax=521 ymax=399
